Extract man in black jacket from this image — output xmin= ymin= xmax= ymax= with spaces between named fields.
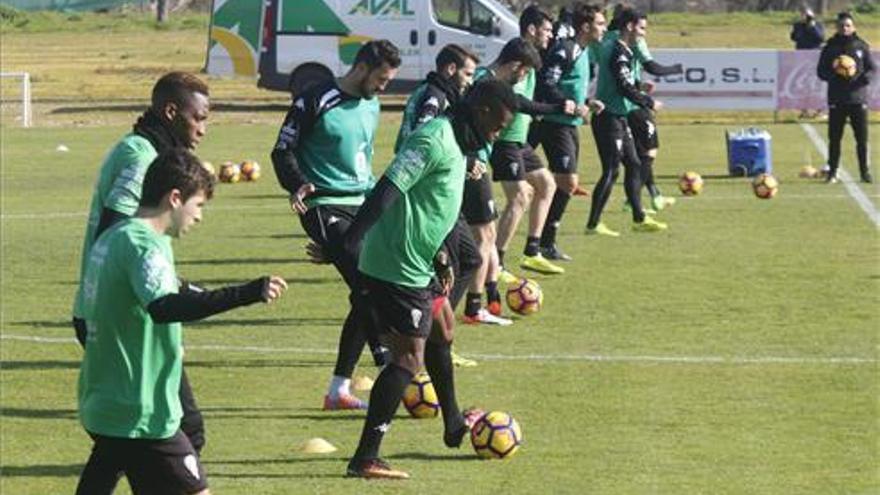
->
xmin=817 ymin=11 xmax=875 ymax=184
xmin=791 ymin=6 xmax=825 ymax=50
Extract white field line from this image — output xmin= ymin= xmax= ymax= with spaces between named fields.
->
xmin=4 ymin=194 xmax=880 ymax=221
xmin=801 ymin=123 xmax=880 ymax=228
xmin=2 ymin=333 xmax=874 ymax=366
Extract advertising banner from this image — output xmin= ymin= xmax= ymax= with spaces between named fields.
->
xmin=776 ymin=50 xmax=880 ymax=110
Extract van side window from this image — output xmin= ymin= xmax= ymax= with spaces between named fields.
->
xmin=433 ymin=0 xmax=494 ymax=36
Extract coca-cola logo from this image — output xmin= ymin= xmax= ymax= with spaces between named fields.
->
xmin=778 ymin=59 xmax=825 ymax=100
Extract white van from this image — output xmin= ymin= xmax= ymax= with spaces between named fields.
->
xmin=205 ymin=0 xmax=519 ymax=92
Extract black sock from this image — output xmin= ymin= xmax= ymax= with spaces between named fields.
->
xmin=352 ymin=363 xmax=413 ymax=461
xmin=540 ymin=190 xmax=571 ymax=248
xmin=523 ymin=236 xmax=540 ymax=256
xmin=464 ymin=292 xmax=482 ymax=317
xmin=497 ymin=248 xmax=505 ymax=268
xmin=485 ymin=282 xmax=500 ymax=304
xmin=334 ymin=308 xmax=368 ymax=377
xmin=641 ymin=155 xmax=660 ymax=198
xmin=424 ymin=340 xmax=465 ymax=447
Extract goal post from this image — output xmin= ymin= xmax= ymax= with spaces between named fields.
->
xmin=0 ymin=72 xmax=32 ymax=127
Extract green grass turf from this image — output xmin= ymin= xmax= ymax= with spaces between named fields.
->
xmin=1 ymin=117 xmax=878 ymax=494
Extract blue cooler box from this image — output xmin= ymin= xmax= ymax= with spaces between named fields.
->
xmin=726 ymin=128 xmax=772 ymax=177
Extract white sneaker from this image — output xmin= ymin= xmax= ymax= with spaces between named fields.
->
xmin=463 ymin=309 xmax=513 ymax=326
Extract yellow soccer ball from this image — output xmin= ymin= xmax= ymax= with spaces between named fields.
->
xmin=470 ymin=411 xmax=523 ymax=460
xmin=240 ymin=160 xmax=261 ymax=181
xmin=401 ymin=371 xmax=440 ymax=419
xmin=218 ymin=161 xmax=241 ymax=183
xmin=678 ymin=171 xmax=704 ymax=196
xmin=752 ymin=173 xmax=779 ymax=199
xmin=505 ymin=278 xmax=543 ymax=316
xmin=833 ymin=54 xmax=857 ymax=79
xmin=799 ymin=165 xmax=819 ymax=179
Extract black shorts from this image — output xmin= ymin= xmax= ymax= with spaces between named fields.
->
xmin=86 ymin=430 xmax=207 ymax=495
xmin=531 ymin=120 xmax=580 ymax=174
xmin=490 ymin=141 xmax=545 ymax=182
xmin=361 ymin=274 xmax=433 ymax=338
xmin=627 ymin=107 xmax=659 ymax=155
xmin=462 ymin=174 xmax=497 ymax=225
xmin=299 ymin=204 xmax=360 ymax=288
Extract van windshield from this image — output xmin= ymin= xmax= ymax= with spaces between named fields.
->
xmin=433 ymin=0 xmax=495 ymax=36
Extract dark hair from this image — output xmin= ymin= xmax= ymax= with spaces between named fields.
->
xmin=289 ymin=62 xmax=335 ymax=95
xmin=836 ymin=11 xmax=853 ymax=23
xmin=354 ymin=39 xmax=402 ymax=70
xmin=466 ymin=78 xmax=517 ymax=120
xmin=616 ymin=8 xmax=646 ymax=31
xmin=609 ymin=3 xmax=633 ymax=31
xmin=140 ymin=148 xmax=215 ymax=208
xmin=151 ymin=72 xmax=209 ymax=111
xmin=519 ymin=4 xmax=552 ymax=35
xmin=572 ymin=2 xmax=603 ymax=33
xmin=436 ymin=44 xmax=480 ymax=70
xmin=496 ymin=37 xmax=543 ymax=70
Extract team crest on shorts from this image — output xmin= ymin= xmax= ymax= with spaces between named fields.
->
xmin=183 ymin=454 xmax=200 ymax=480
xmin=410 ymin=308 xmax=423 ymax=329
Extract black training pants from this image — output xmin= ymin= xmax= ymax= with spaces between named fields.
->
xmin=587 ymin=112 xmax=645 ymax=229
xmin=827 ymin=103 xmax=869 ymax=176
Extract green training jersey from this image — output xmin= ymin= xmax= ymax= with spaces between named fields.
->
xmin=595 ymin=37 xmax=643 ymax=116
xmin=498 ymin=67 xmax=535 ymax=144
xmin=78 ymin=218 xmax=182 ymax=439
xmin=73 ymin=134 xmax=157 ymax=319
xmin=543 ymin=40 xmax=593 ymax=126
xmin=359 ymin=116 xmax=465 ymax=287
xmin=295 ymin=90 xmax=379 ymax=208
xmin=603 ymin=30 xmax=652 ymax=87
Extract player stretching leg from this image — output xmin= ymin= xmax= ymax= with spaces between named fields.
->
xmin=272 ymin=41 xmax=401 ymax=410
xmin=344 ymin=80 xmax=516 ymax=479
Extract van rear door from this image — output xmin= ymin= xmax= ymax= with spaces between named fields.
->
xmin=424 ymin=0 xmax=517 ymax=68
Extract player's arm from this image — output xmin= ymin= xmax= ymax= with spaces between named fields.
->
xmin=852 ymin=41 xmax=874 ymax=87
xmin=271 ymin=95 xmax=317 ymax=196
xmin=611 ymin=46 xmax=656 ymax=110
xmin=147 ymin=277 xmax=287 ymax=323
xmin=536 ymin=43 xmax=572 ymax=104
xmin=412 ymin=91 xmax=444 ymax=129
xmin=643 ymin=60 xmax=683 ymax=77
xmin=515 ymin=94 xmax=571 ymax=116
xmin=342 ymin=176 xmax=402 ymax=256
xmin=816 ymin=45 xmax=835 ymax=82
xmin=94 ymin=207 xmax=128 ymax=240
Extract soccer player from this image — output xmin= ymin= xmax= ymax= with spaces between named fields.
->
xmin=493 ymin=5 xmax=574 ymax=279
xmin=71 ymin=73 xmax=210 ymax=492
xmin=532 ymin=3 xmax=606 ymax=261
xmin=76 ymin=149 xmax=287 ymax=495
xmin=344 ymin=79 xmax=517 ymax=479
xmin=395 ymin=44 xmax=508 ymax=336
xmin=464 ymin=37 xmax=572 ymax=322
xmin=607 ymin=3 xmax=684 ymax=213
xmin=818 ymin=11 xmax=875 ymax=184
xmin=586 ymin=8 xmax=667 ymax=236
xmin=271 ymin=40 xmax=401 ymax=410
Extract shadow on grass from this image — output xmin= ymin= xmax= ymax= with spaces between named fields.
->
xmin=184 ymin=359 xmax=330 ymax=370
xmin=187 ymin=317 xmax=342 ymax=328
xmin=205 ymin=456 xmax=348 ymax=466
xmin=655 ymin=173 xmax=742 ymax=180
xmin=190 ymin=276 xmax=335 ymax=286
xmin=387 ymin=452 xmax=477 ymax=462
xmin=0 ymin=463 xmax=82 ymax=477
xmin=177 ymin=257 xmax=310 ymax=266
xmin=1 ymin=407 xmax=77 ymax=420
xmin=229 ymin=232 xmax=308 ymax=240
xmin=1 ymin=360 xmax=79 ymax=370
xmin=7 ymin=320 xmax=73 ymax=329
xmin=205 ymin=412 xmax=366 ymax=422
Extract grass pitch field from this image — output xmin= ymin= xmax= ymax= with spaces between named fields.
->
xmin=1 ymin=115 xmax=878 ymax=494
